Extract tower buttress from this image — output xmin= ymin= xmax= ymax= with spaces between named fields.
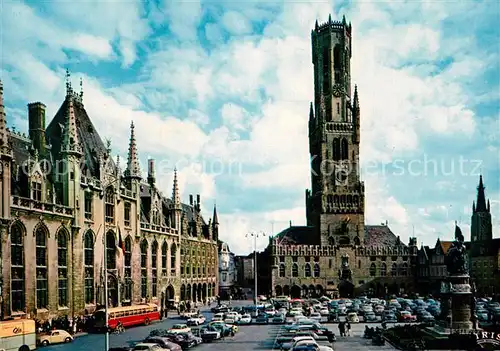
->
xmin=0 ymin=80 xmax=12 ymax=219
xmin=471 ymin=175 xmax=492 ymax=242
xmin=172 ymin=168 xmax=182 ymax=232
xmin=60 ymin=72 xmax=83 ymax=210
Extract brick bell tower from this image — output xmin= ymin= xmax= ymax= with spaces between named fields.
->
xmin=306 ymin=15 xmax=365 ymax=247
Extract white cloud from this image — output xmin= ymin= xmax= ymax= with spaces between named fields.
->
xmin=222 ymin=11 xmax=252 ymax=35
xmin=72 ymin=34 xmax=113 ymax=60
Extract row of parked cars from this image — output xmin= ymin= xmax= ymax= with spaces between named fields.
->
xmin=275 ymin=316 xmax=337 ymax=351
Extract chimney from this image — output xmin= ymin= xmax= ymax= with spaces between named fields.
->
xmin=189 ymin=194 xmax=193 ymax=206
xmin=148 ymin=158 xmax=155 ymax=185
xmin=28 ymin=102 xmax=47 ymax=154
xmin=196 ymin=194 xmax=200 ymax=209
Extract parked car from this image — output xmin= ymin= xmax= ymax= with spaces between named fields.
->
xmin=272 ymin=313 xmax=286 ymax=324
xmin=347 ymin=312 xmax=359 ymax=323
xmin=143 ymin=337 xmax=182 ymax=351
xmin=310 ymin=312 xmax=322 ymax=323
xmin=187 ymin=315 xmax=206 ymax=326
xmin=399 ymin=311 xmax=417 ymax=322
xmin=238 ymin=313 xmax=252 ymax=324
xmin=37 ymin=329 xmax=73 ymax=346
xmin=363 ymin=311 xmax=379 ymax=323
xmin=197 ymin=326 xmax=221 ymax=342
xmin=168 ymin=324 xmax=191 ymax=334
xmin=133 ymin=343 xmax=168 ymax=351
xmin=178 ymin=332 xmax=202 ymax=347
xmin=255 ymin=314 xmax=269 ymax=324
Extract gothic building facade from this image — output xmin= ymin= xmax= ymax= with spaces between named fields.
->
xmin=0 ymin=75 xmax=218 ymax=322
xmin=268 ymin=16 xmax=417 ymax=299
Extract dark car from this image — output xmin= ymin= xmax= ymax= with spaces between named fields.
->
xmin=178 ymin=332 xmax=202 ymax=347
xmin=198 ymin=326 xmax=221 ymax=342
xmin=255 ymin=314 xmax=269 ymax=324
xmin=211 ymin=305 xmax=230 ymax=313
xmin=143 ymin=337 xmax=182 ymax=351
xmin=272 ymin=313 xmax=285 ymax=324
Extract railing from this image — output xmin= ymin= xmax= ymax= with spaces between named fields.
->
xmin=12 ymin=196 xmax=74 ymax=216
xmin=120 ymin=188 xmax=135 ymax=198
xmin=325 ymin=122 xmax=354 ymax=133
xmin=140 ymin=222 xmax=178 ymax=235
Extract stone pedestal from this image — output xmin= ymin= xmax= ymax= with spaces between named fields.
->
xmin=447 ymin=274 xmax=473 ymax=332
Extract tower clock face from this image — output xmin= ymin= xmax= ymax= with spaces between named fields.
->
xmin=332 ymin=84 xmax=343 ymax=97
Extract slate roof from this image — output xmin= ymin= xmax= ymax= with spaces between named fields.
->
xmin=364 ymin=225 xmax=406 ymax=247
xmin=274 ymin=226 xmax=317 ymax=245
xmin=45 ymin=98 xmax=115 ymax=177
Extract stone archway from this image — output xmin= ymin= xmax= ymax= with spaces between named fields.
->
xmin=291 ymin=285 xmax=301 ymax=299
xmin=316 ymin=285 xmax=324 ymax=297
xmin=339 ymin=281 xmax=354 ymax=298
xmin=192 ymin=283 xmax=198 ymax=301
xmin=275 ymin=285 xmax=283 ymax=296
xmin=197 ymin=284 xmax=202 ymax=302
xmin=309 ymin=285 xmax=316 ymax=298
xmin=186 ymin=284 xmax=191 ymax=301
xmin=107 ymin=274 xmax=118 ymax=307
xmin=283 ymin=285 xmax=290 ymax=296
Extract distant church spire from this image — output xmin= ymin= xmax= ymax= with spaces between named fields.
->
xmin=0 ymin=79 xmax=10 ymax=152
xmin=172 ymin=168 xmax=181 ymax=208
xmin=475 ymin=175 xmax=487 ymax=212
xmin=125 ymin=121 xmax=141 ymax=179
xmin=212 ymin=203 xmax=219 ymax=226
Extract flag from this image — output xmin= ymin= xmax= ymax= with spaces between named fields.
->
xmin=117 ymin=226 xmax=125 ymax=254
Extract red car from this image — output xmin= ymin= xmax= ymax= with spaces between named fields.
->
xmin=399 ymin=311 xmax=417 ymax=322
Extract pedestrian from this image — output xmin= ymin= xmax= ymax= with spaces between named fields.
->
xmin=327 ymin=331 xmax=335 ymax=346
xmin=346 ymin=321 xmax=351 ymax=336
xmin=338 ymin=321 xmax=345 ymax=337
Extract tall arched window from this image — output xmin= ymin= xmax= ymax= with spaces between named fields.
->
xmin=292 ymin=263 xmax=299 ymax=277
xmin=391 ymin=263 xmax=397 ymax=276
xmin=151 ymin=241 xmax=158 ymax=297
xmin=57 ymin=229 xmax=69 ymax=307
xmin=341 ymin=138 xmax=348 ymax=160
xmin=304 ymin=263 xmax=311 ymax=277
xmin=314 ymin=263 xmax=320 ymax=277
xmin=401 ymin=263 xmax=408 ymax=276
xmin=124 ymin=237 xmax=132 ymax=301
xmin=369 ymin=263 xmax=376 ymax=277
xmin=35 ymin=226 xmax=48 ymax=309
xmin=140 ymin=240 xmax=148 ymax=298
xmin=84 ymin=231 xmax=94 ymax=304
xmin=279 ymin=264 xmax=286 ymax=277
xmin=106 ymin=231 xmax=116 ymax=269
xmin=170 ymin=243 xmax=177 ymax=275
xmin=10 ymin=223 xmax=25 ymax=312
xmin=333 ymin=138 xmax=340 ymax=161
xmin=162 ymin=242 xmax=167 ymax=276
xmin=380 ymin=262 xmax=387 ymax=276
xmin=105 ymin=187 xmax=115 ymax=223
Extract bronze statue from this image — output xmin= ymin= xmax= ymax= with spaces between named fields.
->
xmin=445 ymin=224 xmax=468 ymax=275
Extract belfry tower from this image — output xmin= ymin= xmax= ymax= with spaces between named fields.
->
xmin=471 ymin=175 xmax=492 ymax=242
xmin=306 ymin=15 xmax=365 ymax=246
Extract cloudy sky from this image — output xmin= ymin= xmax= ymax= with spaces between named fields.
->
xmin=1 ymin=0 xmax=499 ymax=254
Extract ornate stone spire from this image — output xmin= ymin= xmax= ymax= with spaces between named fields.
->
xmin=61 ymin=92 xmax=82 ymax=155
xmin=125 ymin=121 xmax=141 ymax=179
xmin=172 ymin=168 xmax=181 ymax=208
xmin=309 ymin=102 xmax=314 ymax=121
xmin=475 ymin=175 xmax=487 ymax=212
xmin=0 ymin=79 xmax=9 ymax=150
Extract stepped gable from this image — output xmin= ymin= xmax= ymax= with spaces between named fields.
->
xmin=274 ymin=226 xmax=317 ymax=245
xmin=46 ymin=98 xmax=114 ymax=177
xmin=364 ymin=225 xmax=406 ymax=247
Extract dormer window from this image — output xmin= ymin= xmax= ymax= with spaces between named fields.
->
xmin=32 ymin=181 xmax=42 ymax=201
xmin=105 ymin=187 xmax=115 ymax=223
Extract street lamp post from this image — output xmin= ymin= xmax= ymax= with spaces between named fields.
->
xmin=246 ymin=231 xmax=265 ymax=317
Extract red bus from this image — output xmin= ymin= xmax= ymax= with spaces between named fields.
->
xmin=93 ymin=303 xmax=160 ymax=330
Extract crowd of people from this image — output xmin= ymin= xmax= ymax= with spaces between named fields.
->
xmin=35 ymin=315 xmax=93 ymax=335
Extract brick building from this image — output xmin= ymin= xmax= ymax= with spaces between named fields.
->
xmin=267 ymin=16 xmax=417 ymax=299
xmin=0 ymin=75 xmax=218 ymax=322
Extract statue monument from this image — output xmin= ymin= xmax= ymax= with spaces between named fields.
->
xmin=442 ymin=224 xmax=473 ymax=332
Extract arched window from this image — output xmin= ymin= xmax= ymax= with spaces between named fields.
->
xmin=354 ymin=237 xmax=360 ymax=246
xmin=369 ymin=263 xmax=376 ymax=277
xmin=170 ymin=243 xmax=177 ymax=275
xmin=140 ymin=240 xmax=148 ymax=298
xmin=292 ymin=263 xmax=299 ymax=277
xmin=10 ymin=223 xmax=25 ymax=312
xmin=333 ymin=138 xmax=340 ymax=161
xmin=341 ymin=138 xmax=348 ymax=160
xmin=333 ymin=45 xmax=341 ymax=70
xmin=358 ymin=260 xmax=361 ymax=269
xmin=106 ymin=231 xmax=116 ymax=270
xmin=151 ymin=241 xmax=158 ymax=297
xmin=328 ymin=237 xmax=335 ymax=246
xmin=35 ymin=226 xmax=48 ymax=309
xmin=314 ymin=263 xmax=320 ymax=277
xmin=279 ymin=264 xmax=286 ymax=277
xmin=391 ymin=263 xmax=397 ymax=276
xmin=84 ymin=231 xmax=94 ymax=304
xmin=304 ymin=263 xmax=311 ymax=277
xmin=401 ymin=263 xmax=408 ymax=276
xmin=162 ymin=242 xmax=167 ymax=276
xmin=380 ymin=262 xmax=387 ymax=276
xmin=124 ymin=237 xmax=132 ymax=301
xmin=105 ymin=187 xmax=115 ymax=223
xmin=57 ymin=229 xmax=69 ymax=307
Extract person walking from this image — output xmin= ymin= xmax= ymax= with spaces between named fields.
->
xmin=338 ymin=321 xmax=345 ymax=337
xmin=346 ymin=321 xmax=351 ymax=336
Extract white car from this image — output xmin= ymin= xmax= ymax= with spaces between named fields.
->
xmin=293 ymin=342 xmax=333 ymax=351
xmin=133 ymin=343 xmax=167 ymax=351
xmin=239 ymin=314 xmax=252 ymax=324
xmin=319 ymin=308 xmax=329 ymax=316
xmin=212 ymin=313 xmax=224 ymax=322
xmin=168 ymin=324 xmax=191 ymax=333
xmin=281 ymin=336 xmax=316 ymax=351
xmin=310 ymin=312 xmax=322 ymax=323
xmin=225 ymin=312 xmax=241 ymax=321
xmin=187 ymin=314 xmax=206 ymax=326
